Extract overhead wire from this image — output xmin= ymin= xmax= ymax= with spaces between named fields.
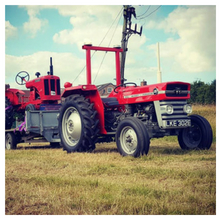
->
xmin=136 ymin=6 xmax=151 ymax=18
xmin=93 ymin=7 xmax=123 ymax=83
xmin=136 ymin=5 xmax=161 ymax=20
xmin=72 ymin=5 xmax=161 ymax=85
xmin=72 ymin=6 xmax=123 ymax=84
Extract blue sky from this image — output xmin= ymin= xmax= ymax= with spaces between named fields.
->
xmin=5 ymin=4 xmax=216 ymax=90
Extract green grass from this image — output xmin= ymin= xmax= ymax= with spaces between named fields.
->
xmin=5 ymin=105 xmax=216 ymax=215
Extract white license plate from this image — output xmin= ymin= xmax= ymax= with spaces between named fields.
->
xmin=166 ymin=119 xmax=191 ymax=127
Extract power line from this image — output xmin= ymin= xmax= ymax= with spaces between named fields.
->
xmin=108 ymin=10 xmax=123 ymax=47
xmin=136 ymin=6 xmax=151 ymax=18
xmin=93 ymin=52 xmax=107 ymax=84
xmin=93 ymin=9 xmax=123 ymax=84
xmin=98 ymin=6 xmax=123 ymax=47
xmin=137 ymin=5 xmax=161 ymax=20
xmin=72 ymin=6 xmax=123 ymax=84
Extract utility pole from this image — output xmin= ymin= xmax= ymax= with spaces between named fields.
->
xmin=120 ymin=5 xmax=142 ymax=85
xmin=120 ymin=5 xmax=129 ymax=86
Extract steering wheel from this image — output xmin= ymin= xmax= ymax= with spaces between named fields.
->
xmin=114 ymin=82 xmax=137 ymax=93
xmin=15 ymin=71 xmax=30 ymax=85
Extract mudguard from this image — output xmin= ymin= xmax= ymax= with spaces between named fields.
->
xmin=62 ymin=84 xmax=106 ymax=134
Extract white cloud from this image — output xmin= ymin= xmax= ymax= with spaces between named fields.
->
xmin=7 ymin=5 xmax=155 ymax=86
xmin=5 ymin=21 xmax=17 ymax=40
xmin=6 ymin=5 xmax=215 ymax=91
xmin=145 ymin=6 xmax=216 ymax=73
xmin=51 ymin=5 xmax=152 ymax=84
xmin=20 ymin=5 xmax=48 ymax=38
xmin=5 ymin=52 xmax=86 ymax=89
xmin=23 ymin=16 xmax=48 ymax=38
xmin=55 ymin=5 xmax=121 ymax=19
xmin=53 ymin=5 xmax=123 ymax=49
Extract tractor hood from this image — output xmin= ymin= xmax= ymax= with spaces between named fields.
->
xmin=109 ymin=81 xmax=191 ymax=105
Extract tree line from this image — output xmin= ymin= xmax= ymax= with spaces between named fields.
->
xmin=189 ymin=79 xmax=216 ymax=105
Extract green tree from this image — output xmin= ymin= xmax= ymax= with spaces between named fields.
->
xmin=204 ymin=79 xmax=216 ymax=104
xmin=189 ymin=80 xmax=216 ymax=105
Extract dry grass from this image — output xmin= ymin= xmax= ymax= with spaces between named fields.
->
xmin=191 ymin=104 xmax=216 ymax=140
xmin=5 ymin=105 xmax=216 ymax=215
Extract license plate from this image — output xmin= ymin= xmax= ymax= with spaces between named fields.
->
xmin=166 ymin=119 xmax=191 ymax=127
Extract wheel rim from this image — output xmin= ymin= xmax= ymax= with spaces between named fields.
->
xmin=120 ymin=126 xmax=138 ymax=154
xmin=62 ymin=107 xmax=82 ymax=147
xmin=182 ymin=123 xmax=202 ymax=149
xmin=5 ymin=134 xmax=11 ymax=150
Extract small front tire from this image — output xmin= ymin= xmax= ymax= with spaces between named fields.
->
xmin=115 ymin=117 xmax=147 ymax=157
xmin=5 ymin=132 xmax=17 ymax=150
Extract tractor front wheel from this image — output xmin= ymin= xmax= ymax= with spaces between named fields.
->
xmin=5 ymin=132 xmax=17 ymax=150
xmin=178 ymin=114 xmax=213 ymax=150
xmin=58 ymin=94 xmax=99 ymax=153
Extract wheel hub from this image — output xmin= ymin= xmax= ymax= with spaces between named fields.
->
xmin=182 ymin=124 xmax=202 ymax=148
xmin=62 ymin=107 xmax=82 ymax=146
xmin=67 ymin=119 xmax=74 ymax=133
xmin=120 ymin=126 xmax=138 ymax=154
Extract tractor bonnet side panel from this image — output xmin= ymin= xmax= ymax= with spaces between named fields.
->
xmin=110 ymin=81 xmax=190 ymax=105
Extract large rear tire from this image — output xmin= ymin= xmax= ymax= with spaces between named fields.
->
xmin=58 ymin=94 xmax=99 ymax=153
xmin=115 ymin=117 xmax=149 ymax=157
xmin=178 ymin=114 xmax=213 ymax=150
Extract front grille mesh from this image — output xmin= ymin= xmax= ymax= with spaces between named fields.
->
xmin=160 ymin=100 xmax=188 ymax=120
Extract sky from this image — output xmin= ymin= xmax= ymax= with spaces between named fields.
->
xmin=4 ymin=3 xmax=217 ymax=90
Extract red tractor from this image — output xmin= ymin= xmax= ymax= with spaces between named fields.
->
xmin=5 ymin=58 xmax=61 ymax=129
xmin=58 ymin=45 xmax=213 ymax=157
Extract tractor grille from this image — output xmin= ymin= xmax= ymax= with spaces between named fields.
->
xmin=165 ymin=84 xmax=189 ymax=97
xmin=44 ymin=79 xmax=49 ymax=95
xmin=44 ymin=79 xmax=61 ymax=96
xmin=160 ymin=100 xmax=188 ymax=120
xmin=57 ymin=79 xmax=61 ymax=95
xmin=159 ymin=100 xmax=191 ymax=128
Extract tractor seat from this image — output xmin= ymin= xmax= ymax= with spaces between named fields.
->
xmin=101 ymin=97 xmax=119 ymax=107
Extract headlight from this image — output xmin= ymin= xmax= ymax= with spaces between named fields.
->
xmin=166 ymin=105 xmax=173 ymax=114
xmin=184 ymin=104 xmax=192 ymax=114
xmin=161 ymin=105 xmax=174 ymax=114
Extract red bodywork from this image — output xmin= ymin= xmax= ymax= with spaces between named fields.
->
xmin=62 ymin=45 xmax=190 ymax=134
xmin=6 ymin=75 xmax=61 ymax=111
xmin=6 ymin=88 xmax=25 ymax=106
xmin=108 ymin=81 xmax=190 ymax=104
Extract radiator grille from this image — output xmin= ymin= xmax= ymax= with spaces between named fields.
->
xmin=160 ymin=100 xmax=188 ymax=120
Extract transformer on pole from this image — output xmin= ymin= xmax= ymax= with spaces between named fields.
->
xmin=120 ymin=5 xmax=142 ymax=85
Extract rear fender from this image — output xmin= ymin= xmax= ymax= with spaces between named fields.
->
xmin=6 ymin=89 xmax=25 ymax=106
xmin=62 ymin=85 xmax=106 ymax=134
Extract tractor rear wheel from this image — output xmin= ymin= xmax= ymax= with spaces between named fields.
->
xmin=58 ymin=94 xmax=99 ymax=153
xmin=115 ymin=117 xmax=148 ymax=157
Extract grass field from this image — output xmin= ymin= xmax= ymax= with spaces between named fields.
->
xmin=5 ymin=105 xmax=216 ymax=215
